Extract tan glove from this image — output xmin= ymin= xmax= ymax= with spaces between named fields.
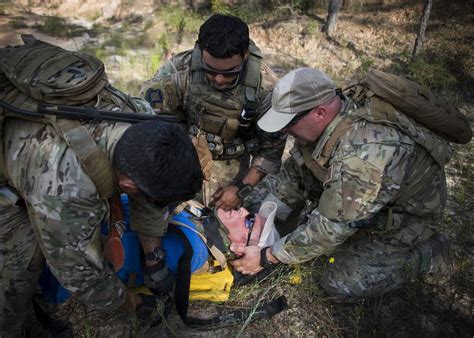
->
xmin=192 ymin=134 xmax=213 ymax=181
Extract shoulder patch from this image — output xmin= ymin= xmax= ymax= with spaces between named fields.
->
xmin=144 ymin=87 xmax=164 ymax=105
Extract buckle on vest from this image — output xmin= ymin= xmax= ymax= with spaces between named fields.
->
xmin=323 ymin=165 xmax=334 ymax=187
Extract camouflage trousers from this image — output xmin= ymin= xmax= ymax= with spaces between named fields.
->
xmin=0 ymin=200 xmax=127 ymax=336
xmin=247 ymin=157 xmax=437 ymax=301
xmin=0 ymin=205 xmax=42 ymax=337
xmin=318 ymin=219 xmax=435 ymax=301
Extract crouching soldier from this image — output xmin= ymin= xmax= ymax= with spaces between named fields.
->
xmin=0 ymin=119 xmax=203 ymax=335
xmin=0 ymin=36 xmax=203 ymax=336
xmin=231 ymin=68 xmax=470 ymax=300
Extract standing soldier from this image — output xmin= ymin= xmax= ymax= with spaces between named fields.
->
xmin=141 ymin=14 xmax=285 ymax=210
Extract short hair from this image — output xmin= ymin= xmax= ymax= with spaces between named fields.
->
xmin=197 ymin=14 xmax=249 ymax=58
xmin=113 ymin=120 xmax=203 ymax=201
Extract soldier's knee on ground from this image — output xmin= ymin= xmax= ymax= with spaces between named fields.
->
xmin=319 ymin=268 xmax=368 ymax=303
xmin=318 ymin=246 xmax=392 ymax=302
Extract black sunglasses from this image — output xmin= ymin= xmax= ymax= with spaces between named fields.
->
xmin=201 ymin=64 xmax=243 ymax=78
xmin=285 ymin=109 xmax=312 ymax=129
xmin=245 ymin=213 xmax=256 ymax=246
xmin=200 ymin=55 xmax=246 ymax=79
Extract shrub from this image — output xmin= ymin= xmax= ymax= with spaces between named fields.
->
xmin=393 ymin=51 xmax=458 ymax=99
xmin=36 ymin=16 xmax=86 ymax=38
xmin=9 ymin=19 xmax=28 ymax=29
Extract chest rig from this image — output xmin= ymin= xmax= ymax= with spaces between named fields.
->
xmin=184 ymin=42 xmax=263 ymax=160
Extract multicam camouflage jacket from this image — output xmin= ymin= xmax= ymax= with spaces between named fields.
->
xmin=140 ymin=43 xmax=286 ymax=175
xmin=271 ymin=96 xmax=452 ymax=264
xmin=3 ymin=118 xmax=172 ymax=238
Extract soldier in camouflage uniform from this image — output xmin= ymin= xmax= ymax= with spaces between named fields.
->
xmin=0 ymin=118 xmax=202 ymax=335
xmin=231 ymin=68 xmax=452 ymax=301
xmin=141 ymin=14 xmax=285 ymax=210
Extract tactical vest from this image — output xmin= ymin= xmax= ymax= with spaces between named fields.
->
xmin=295 ymin=96 xmax=453 ymax=218
xmin=184 ymin=42 xmax=264 ymax=150
xmin=0 ymin=35 xmax=152 ymax=199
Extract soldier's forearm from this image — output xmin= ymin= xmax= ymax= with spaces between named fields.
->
xmin=272 ymin=210 xmax=358 ymax=264
xmin=251 ymin=156 xmax=282 ymax=175
xmin=137 ymin=233 xmax=162 ymax=265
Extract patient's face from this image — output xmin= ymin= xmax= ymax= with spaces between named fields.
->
xmin=217 ymin=207 xmax=265 ymax=248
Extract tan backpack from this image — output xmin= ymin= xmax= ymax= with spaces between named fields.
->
xmin=346 ymin=68 xmax=472 ymax=144
xmin=0 ymin=35 xmax=152 ymax=197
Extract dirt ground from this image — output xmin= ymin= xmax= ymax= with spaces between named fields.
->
xmin=1 ymin=0 xmax=473 ymax=336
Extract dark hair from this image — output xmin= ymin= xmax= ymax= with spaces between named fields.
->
xmin=113 ymin=120 xmax=203 ymax=201
xmin=197 ymin=14 xmax=249 ymax=58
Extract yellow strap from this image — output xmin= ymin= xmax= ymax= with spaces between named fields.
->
xmin=169 ymin=219 xmax=227 ymax=270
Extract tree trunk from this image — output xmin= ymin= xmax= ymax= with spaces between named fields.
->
xmin=412 ymin=0 xmax=433 ymax=58
xmin=324 ymin=0 xmax=343 ymax=38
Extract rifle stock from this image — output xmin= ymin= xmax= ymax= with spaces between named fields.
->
xmin=0 ymin=100 xmax=178 ymax=124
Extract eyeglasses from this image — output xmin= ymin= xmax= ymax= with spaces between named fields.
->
xmin=201 ymin=64 xmax=243 ymax=79
xmin=245 ymin=213 xmax=256 ymax=246
xmin=200 ymin=54 xmax=245 ymax=79
xmin=285 ymin=109 xmax=312 ymax=129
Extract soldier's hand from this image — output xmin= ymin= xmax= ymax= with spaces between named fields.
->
xmin=136 ymin=293 xmax=172 ymax=327
xmin=211 ymin=185 xmax=241 ymax=210
xmin=229 ymin=244 xmax=263 ymax=275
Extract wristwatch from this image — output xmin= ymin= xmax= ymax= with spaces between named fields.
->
xmin=144 ymin=247 xmax=165 ymax=262
xmin=260 ymin=246 xmax=278 ymax=269
xmin=234 ymin=180 xmax=254 ymax=199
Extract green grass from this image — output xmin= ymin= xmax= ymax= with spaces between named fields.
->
xmin=157 ymin=5 xmax=204 ymax=34
xmin=222 ymin=262 xmax=343 ymax=336
xmin=9 ymin=19 xmax=28 ymax=29
xmin=108 ymin=48 xmax=165 ymax=96
xmin=392 ymin=51 xmax=459 ymax=99
xmin=210 ymin=0 xmax=267 ymax=23
xmin=35 ymin=16 xmax=87 ymax=38
xmin=79 ymin=45 xmax=108 ymax=61
xmin=0 ymin=0 xmax=11 ymax=15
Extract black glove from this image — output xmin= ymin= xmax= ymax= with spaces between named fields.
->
xmin=144 ymin=248 xmax=176 ymax=294
xmin=135 ymin=293 xmax=172 ymax=327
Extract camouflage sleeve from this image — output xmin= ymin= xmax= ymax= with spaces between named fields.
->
xmin=28 ymin=195 xmax=128 ymax=310
xmin=140 ymin=57 xmax=188 ymax=120
xmin=251 ymin=86 xmax=286 ymax=175
xmin=272 ymin=210 xmax=359 ymax=264
xmin=273 ymin=129 xmax=416 ymax=264
xmin=128 ymin=198 xmax=172 ymax=237
xmin=251 ymin=129 xmax=286 ymax=174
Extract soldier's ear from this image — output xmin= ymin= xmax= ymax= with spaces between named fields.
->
xmin=242 ymin=51 xmax=250 ymax=61
xmin=313 ymin=106 xmax=327 ymax=120
xmin=118 ymin=176 xmax=139 ymax=196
